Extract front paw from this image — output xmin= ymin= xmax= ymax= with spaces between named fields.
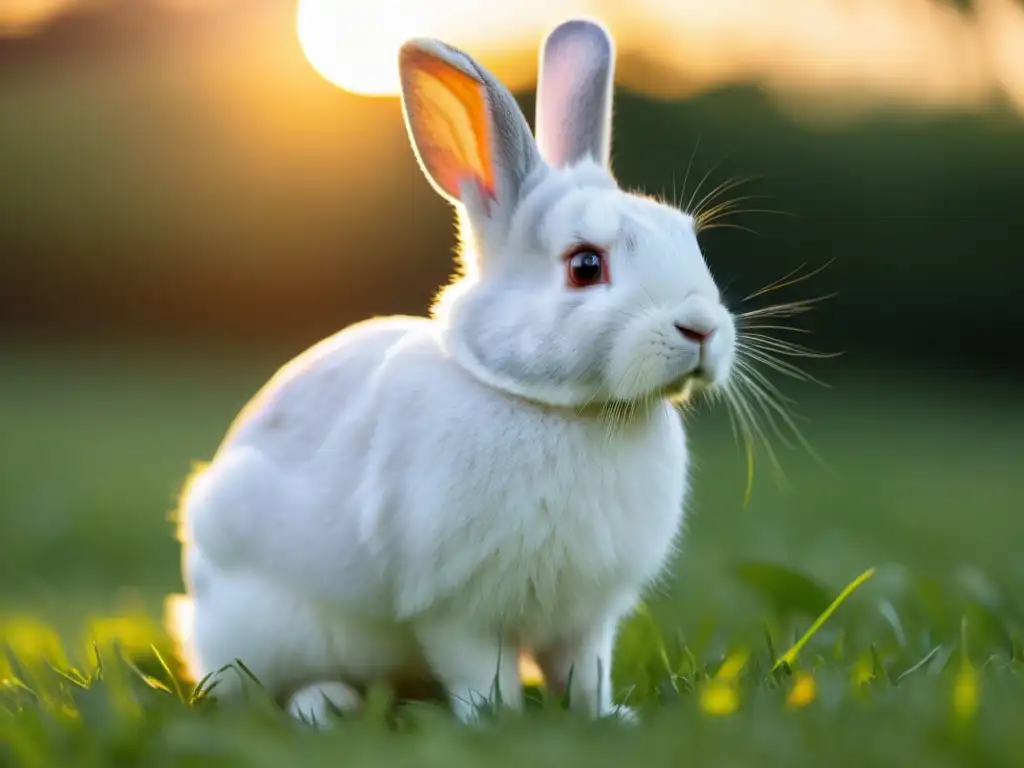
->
xmin=287 ymin=681 xmax=362 ymax=728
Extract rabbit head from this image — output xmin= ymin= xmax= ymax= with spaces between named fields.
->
xmin=399 ymin=19 xmax=736 ymax=410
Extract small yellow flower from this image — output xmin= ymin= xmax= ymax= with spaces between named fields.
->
xmin=699 ymin=648 xmax=748 ymax=716
xmin=786 ymin=671 xmax=816 ymax=708
xmin=700 ymin=680 xmax=739 ymax=716
xmin=953 ymin=660 xmax=979 ymax=723
xmin=716 ymin=648 xmax=750 ymax=682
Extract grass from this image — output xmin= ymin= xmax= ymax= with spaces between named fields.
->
xmin=2 ymin=340 xmax=1024 ymax=766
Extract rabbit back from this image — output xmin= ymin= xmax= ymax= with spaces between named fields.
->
xmin=179 ymin=316 xmax=433 ymax=611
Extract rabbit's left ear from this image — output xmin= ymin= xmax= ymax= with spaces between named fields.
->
xmin=535 ymin=18 xmax=616 ymax=169
xmin=399 ymin=38 xmax=541 ymax=219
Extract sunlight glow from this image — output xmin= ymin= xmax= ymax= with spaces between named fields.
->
xmin=0 ymin=0 xmax=78 ymax=36
xmin=297 ymin=0 xmax=451 ymax=97
xmin=295 ymin=0 xmax=589 ymax=97
xmin=163 ymin=593 xmax=198 ymax=682
xmin=296 ymin=0 xmax=1024 ymax=119
xmin=9 ymin=0 xmax=1024 ymax=118
xmin=0 ymin=0 xmax=238 ymax=38
xmin=518 ymin=651 xmax=544 ymax=687
xmin=151 ymin=0 xmax=235 ymax=10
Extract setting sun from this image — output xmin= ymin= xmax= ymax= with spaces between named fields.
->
xmin=296 ymin=0 xmax=1024 ymax=118
xmin=295 ymin=0 xmax=585 ymax=97
xmin=297 ymin=0 xmax=420 ymax=97
xmin=295 ymin=0 xmax=489 ymax=97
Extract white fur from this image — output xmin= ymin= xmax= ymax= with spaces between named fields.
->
xmin=168 ymin=20 xmax=737 ymax=724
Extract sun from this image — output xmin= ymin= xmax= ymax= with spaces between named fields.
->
xmin=296 ymin=0 xmax=592 ymax=98
xmin=296 ymin=0 xmax=474 ymax=97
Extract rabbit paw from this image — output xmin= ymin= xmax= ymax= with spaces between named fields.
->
xmin=287 ymin=681 xmax=362 ymax=728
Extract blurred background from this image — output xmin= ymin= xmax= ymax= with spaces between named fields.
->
xmin=2 ymin=0 xmax=1023 ymax=649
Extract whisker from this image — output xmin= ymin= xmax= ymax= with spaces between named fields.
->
xmin=725 ymin=377 xmax=788 ymax=487
xmin=710 ymin=244 xmax=837 ymax=493
xmin=736 ymin=294 xmax=838 ymax=320
xmin=719 ymin=387 xmax=743 ymax=447
xmin=734 ymin=358 xmax=797 ymax=407
xmin=734 ymin=367 xmax=799 ymax=451
xmin=574 ymin=360 xmax=610 ymax=417
xmin=697 ymin=222 xmax=762 ymax=236
xmin=737 ymin=323 xmax=813 ymax=335
xmin=738 ymin=344 xmax=820 ymax=380
xmin=736 ymin=361 xmax=831 ymax=472
xmin=693 ymin=194 xmax=773 ymax=225
xmin=742 ymin=259 xmax=835 ymax=303
xmin=678 ymin=133 xmax=703 ymax=210
xmin=739 ymin=346 xmax=831 ymax=388
xmin=720 ymin=386 xmax=761 ymax=504
xmin=704 ymin=202 xmax=794 ymax=217
xmin=599 ymin=355 xmax=648 ymax=439
xmin=684 ymin=146 xmax=744 ymax=214
xmin=572 ymin=304 xmax=656 ymax=419
xmin=740 ymin=333 xmax=842 ymax=360
xmin=690 ymin=176 xmax=762 ymax=221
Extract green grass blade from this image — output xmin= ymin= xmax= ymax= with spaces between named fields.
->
xmin=150 ymin=643 xmax=185 ymax=703
xmin=773 ymin=566 xmax=876 ymax=671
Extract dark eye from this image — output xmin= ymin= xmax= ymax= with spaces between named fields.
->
xmin=566 ymin=247 xmax=608 ymax=288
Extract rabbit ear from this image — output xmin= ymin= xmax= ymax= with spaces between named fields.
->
xmin=535 ymin=19 xmax=616 ymax=169
xmin=399 ymin=38 xmax=541 ymax=217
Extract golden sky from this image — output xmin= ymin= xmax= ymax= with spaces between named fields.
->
xmin=4 ymin=0 xmax=1024 ymax=117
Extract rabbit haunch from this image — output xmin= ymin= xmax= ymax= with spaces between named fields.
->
xmin=169 ymin=18 xmax=736 ymax=725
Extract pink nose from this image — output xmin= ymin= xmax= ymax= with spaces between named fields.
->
xmin=675 ymin=324 xmax=716 ymax=345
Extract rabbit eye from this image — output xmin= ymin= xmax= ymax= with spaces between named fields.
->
xmin=566 ymin=246 xmax=609 ymax=288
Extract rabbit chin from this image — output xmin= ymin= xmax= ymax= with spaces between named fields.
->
xmin=662 ymin=371 xmax=717 ymax=405
xmin=602 ymin=337 xmax=733 ymax=409
xmin=576 ymin=369 xmax=717 ymax=419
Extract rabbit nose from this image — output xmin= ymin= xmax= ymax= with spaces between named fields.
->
xmin=675 ymin=323 xmax=716 ymax=345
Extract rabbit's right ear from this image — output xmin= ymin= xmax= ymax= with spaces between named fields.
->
xmin=399 ymin=39 xmax=541 ymax=219
xmin=535 ymin=19 xmax=616 ymax=169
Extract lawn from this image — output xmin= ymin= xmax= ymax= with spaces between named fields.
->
xmin=2 ymin=340 xmax=1023 ymax=767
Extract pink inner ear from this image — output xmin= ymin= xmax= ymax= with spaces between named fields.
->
xmin=405 ymin=55 xmax=497 ymax=204
xmin=537 ymin=48 xmax=579 ymax=164
xmin=536 ymin=23 xmax=611 ymax=168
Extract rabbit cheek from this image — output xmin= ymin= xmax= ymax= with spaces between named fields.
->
xmin=605 ymin=326 xmax=679 ymax=401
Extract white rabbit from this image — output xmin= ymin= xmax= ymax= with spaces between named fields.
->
xmin=168 ymin=18 xmax=737 ymax=725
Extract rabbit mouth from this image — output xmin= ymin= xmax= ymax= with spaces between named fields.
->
xmin=661 ymin=368 xmax=715 ymax=401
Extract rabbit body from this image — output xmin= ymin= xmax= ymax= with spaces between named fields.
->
xmin=180 ymin=313 xmax=685 ymax=720
xmin=171 ymin=18 xmax=737 ymax=723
